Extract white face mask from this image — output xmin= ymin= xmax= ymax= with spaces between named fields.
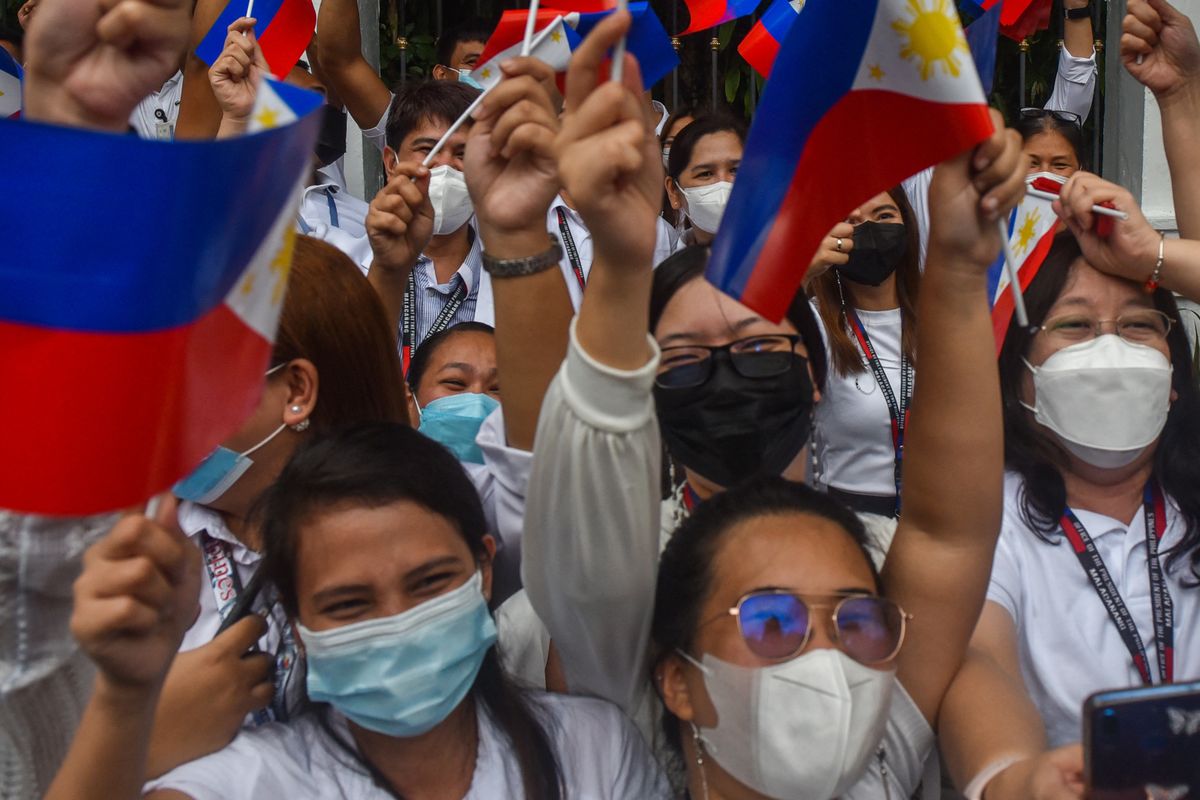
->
xmin=427 ymin=164 xmax=474 ymax=235
xmin=678 ymin=180 xmax=733 ymax=234
xmin=1022 ymin=334 xmax=1173 ymax=469
xmin=681 ymin=648 xmax=894 ymax=799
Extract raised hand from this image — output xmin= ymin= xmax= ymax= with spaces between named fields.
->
xmin=209 ymin=18 xmax=270 ymax=128
xmin=806 ymin=221 xmax=856 ymax=280
xmin=1055 ymin=171 xmax=1163 ymax=283
xmin=927 ymin=109 xmax=1026 ymax=270
xmin=23 ymin=0 xmax=191 ymax=131
xmin=554 ymin=10 xmax=662 ymax=273
xmin=367 ymin=163 xmax=435 ymax=275
xmin=70 ymin=497 xmax=200 ymax=690
xmin=1122 ymin=0 xmax=1200 ymax=101
xmin=465 ymin=56 xmax=561 ymax=238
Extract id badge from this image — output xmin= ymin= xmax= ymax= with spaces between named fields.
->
xmin=155 ymin=121 xmax=173 ymax=141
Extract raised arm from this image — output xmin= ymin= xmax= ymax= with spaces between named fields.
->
xmin=174 ymin=0 xmax=228 ymax=139
xmin=207 ymin=18 xmax=270 ymax=139
xmin=364 ymin=163 xmax=434 ymax=337
xmin=522 ymin=11 xmax=665 ymax=720
xmin=1123 ymin=0 xmax=1200 ymax=239
xmin=464 ymin=56 xmax=572 ymax=450
xmin=315 ymin=0 xmax=391 ymax=132
xmin=1044 ymin=0 xmax=1098 ymax=121
xmin=882 ymin=111 xmax=1025 ymax=723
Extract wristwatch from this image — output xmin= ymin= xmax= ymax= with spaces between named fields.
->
xmin=1065 ymin=2 xmax=1092 ymax=20
xmin=482 ymin=233 xmax=564 ymax=279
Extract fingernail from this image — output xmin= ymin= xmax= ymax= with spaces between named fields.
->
xmin=500 ymin=59 xmax=515 ymax=71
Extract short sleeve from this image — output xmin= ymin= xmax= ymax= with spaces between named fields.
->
xmin=986 ymin=519 xmax=1023 ymax=623
xmin=360 ymin=94 xmax=395 ymax=154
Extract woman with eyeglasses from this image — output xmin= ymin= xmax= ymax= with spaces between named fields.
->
xmin=804 ymin=187 xmax=922 ymax=521
xmin=519 ymin=12 xmax=1027 ymax=798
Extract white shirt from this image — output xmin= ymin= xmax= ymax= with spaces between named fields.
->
xmin=812 ymin=303 xmax=911 ymax=498
xmin=473 ymin=197 xmax=678 ymax=325
xmin=144 ymin=693 xmax=671 ymax=799
xmin=361 ymin=95 xmax=394 ymax=154
xmin=521 ymin=322 xmax=934 ymax=794
xmin=129 ymin=71 xmax=183 ymax=140
xmin=987 ymin=473 xmax=1200 ymax=748
xmin=298 ymin=183 xmax=370 ymax=240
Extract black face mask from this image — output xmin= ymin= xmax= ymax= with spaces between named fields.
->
xmin=653 ymin=351 xmax=815 ymax=489
xmin=837 ymin=221 xmax=908 ymax=287
xmin=314 ymin=105 xmax=348 ymax=168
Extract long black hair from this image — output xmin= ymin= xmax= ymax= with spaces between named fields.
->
xmin=650 ymin=477 xmax=880 ymax=759
xmin=997 ymin=233 xmax=1200 ymax=582
xmin=257 ymin=423 xmax=564 ymax=799
xmin=1015 ymin=110 xmax=1088 ymax=171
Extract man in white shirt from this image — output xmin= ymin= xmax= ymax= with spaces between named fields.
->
xmin=129 ymin=68 xmax=182 ymax=140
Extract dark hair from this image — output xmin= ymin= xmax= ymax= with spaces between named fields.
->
xmin=660 ymin=105 xmax=699 ymax=145
xmin=1015 ymin=112 xmax=1087 ymax=171
xmin=384 ymin=80 xmax=479 ymax=152
xmin=997 ymin=233 xmax=1200 ymax=582
xmin=650 ymin=477 xmax=880 ymax=756
xmin=258 ymin=423 xmax=564 ymax=800
xmin=436 ymin=16 xmax=493 ymax=68
xmin=648 ymin=245 xmax=828 ymax=391
xmin=806 ymin=185 xmax=921 ymax=376
xmin=407 ymin=321 xmax=495 ymax=393
xmin=273 ymin=236 xmax=410 ymax=430
xmin=666 ymin=114 xmax=747 ymax=182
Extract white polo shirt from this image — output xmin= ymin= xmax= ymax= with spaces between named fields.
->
xmin=129 ymin=71 xmax=182 ymax=140
xmin=298 ymin=183 xmax=369 ymax=240
xmin=987 ymin=472 xmax=1200 ymax=748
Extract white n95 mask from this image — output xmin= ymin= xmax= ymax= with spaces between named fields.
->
xmin=678 ymin=181 xmax=733 ymax=234
xmin=428 ymin=165 xmax=474 ymax=235
xmin=1023 ymin=335 xmax=1173 ymax=469
xmin=681 ymin=648 xmax=895 ymax=799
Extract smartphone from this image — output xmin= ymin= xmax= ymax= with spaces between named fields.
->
xmin=1085 ymin=680 xmax=1200 ymax=800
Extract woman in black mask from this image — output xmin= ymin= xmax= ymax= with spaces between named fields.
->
xmin=649 ymin=246 xmax=827 ymax=515
xmin=806 ymin=188 xmax=921 ymax=520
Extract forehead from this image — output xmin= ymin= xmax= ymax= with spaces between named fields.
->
xmin=402 ymin=115 xmax=462 ymax=145
xmin=1049 ymin=258 xmax=1156 ymax=314
xmin=423 ymin=332 xmax=496 ymax=373
xmin=451 ymin=39 xmax=486 ymax=60
xmin=655 ymin=278 xmax=801 ymax=347
xmin=686 ymin=131 xmax=743 ymax=167
xmin=666 ymin=116 xmax=695 ymax=141
xmin=858 ymin=191 xmax=898 ymax=216
xmin=1023 ymin=130 xmax=1076 ymax=157
xmin=709 ymin=513 xmax=876 ymax=603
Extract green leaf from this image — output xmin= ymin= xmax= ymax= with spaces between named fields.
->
xmin=725 ymin=67 xmax=741 ymax=103
xmin=718 ymin=20 xmax=736 ymax=49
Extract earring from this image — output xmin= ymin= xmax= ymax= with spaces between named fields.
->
xmin=289 ymin=407 xmax=309 ymax=432
xmin=690 ymin=722 xmax=710 ymax=800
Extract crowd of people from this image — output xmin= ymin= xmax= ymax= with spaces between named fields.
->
xmin=3 ymin=0 xmax=1200 ymax=797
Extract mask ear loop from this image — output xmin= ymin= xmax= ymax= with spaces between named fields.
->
xmin=690 ymin=722 xmax=710 ymax=800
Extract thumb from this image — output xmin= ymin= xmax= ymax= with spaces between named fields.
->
xmin=216 ymin=613 xmax=268 ymax=657
xmin=1147 ymin=0 xmax=1185 ymax=24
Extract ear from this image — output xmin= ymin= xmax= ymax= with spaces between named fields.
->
xmin=280 ymin=358 xmax=319 ymax=429
xmin=665 ymin=175 xmax=683 ymax=211
xmin=479 ymin=534 xmax=497 ymax=603
xmin=383 ymin=146 xmax=400 ymax=179
xmin=404 ymin=381 xmax=420 ymax=428
xmin=431 ymin=64 xmax=452 ymax=81
xmin=656 ymin=652 xmax=697 ymax=725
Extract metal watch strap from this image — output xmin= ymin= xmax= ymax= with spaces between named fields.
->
xmin=481 ymin=233 xmax=563 ymax=279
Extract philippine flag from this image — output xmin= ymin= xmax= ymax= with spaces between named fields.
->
xmin=0 ymin=79 xmax=323 ymax=515
xmin=564 ymin=1 xmax=680 ymax=89
xmin=471 ymin=12 xmax=579 ymax=92
xmin=197 ymin=0 xmax=316 ymax=79
xmin=680 ymin=0 xmax=761 ymax=35
xmin=988 ymin=172 xmax=1062 ymax=352
xmin=738 ymin=0 xmax=804 ymax=78
xmin=707 ymin=0 xmax=994 ymax=323
xmin=0 ymin=48 xmax=21 ymax=119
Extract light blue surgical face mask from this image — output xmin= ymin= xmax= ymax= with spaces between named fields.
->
xmin=417 ymin=393 xmax=499 ymax=464
xmin=173 ymin=363 xmax=291 ymax=505
xmin=450 ymin=67 xmax=484 ymax=91
xmin=297 ymin=571 xmax=496 ymax=738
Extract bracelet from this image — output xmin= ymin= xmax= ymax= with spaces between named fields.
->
xmin=482 ymin=233 xmax=563 ymax=279
xmin=964 ymin=755 xmax=1023 ymax=800
xmin=1065 ymin=3 xmax=1091 ymax=20
xmin=1145 ymin=232 xmax=1166 ymax=292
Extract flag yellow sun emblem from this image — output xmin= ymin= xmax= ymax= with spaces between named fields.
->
xmin=891 ymin=0 xmax=969 ymax=81
xmin=1014 ymin=209 xmax=1041 ymax=256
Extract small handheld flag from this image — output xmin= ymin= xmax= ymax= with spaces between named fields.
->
xmin=964 ymin=1 xmax=1001 ymax=95
xmin=568 ymin=1 xmax=679 ymax=88
xmin=472 ymin=13 xmax=579 ymax=92
xmin=738 ymin=0 xmax=804 ymax=78
xmin=0 ymin=80 xmax=323 ymax=514
xmin=679 ymin=0 xmax=761 ymax=35
xmin=707 ymin=0 xmax=994 ymax=323
xmin=196 ymin=0 xmax=316 ymax=79
xmin=0 ymin=48 xmax=22 ymax=119
xmin=988 ymin=172 xmax=1062 ymax=351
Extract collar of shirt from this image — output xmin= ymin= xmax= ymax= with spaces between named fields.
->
xmin=549 ymin=196 xmax=591 ymax=243
xmin=177 ymin=500 xmax=261 ymax=568
xmin=416 ymin=226 xmax=482 ymax=294
xmin=1071 ymin=492 xmax=1184 ymax=553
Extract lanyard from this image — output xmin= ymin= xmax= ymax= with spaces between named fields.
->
xmin=1059 ymin=482 xmax=1173 ymax=685
xmin=401 ymin=270 xmax=467 ymax=374
xmin=200 ymin=530 xmax=244 ymax=621
xmin=846 ymin=310 xmax=913 ymax=515
xmin=324 ymin=188 xmax=339 ymax=229
xmin=555 ymin=207 xmax=586 ymax=291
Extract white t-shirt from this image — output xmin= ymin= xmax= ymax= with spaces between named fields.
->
xmin=987 ymin=472 xmax=1200 ymax=748
xmin=812 ymin=303 xmax=911 ymax=498
xmin=144 ymin=693 xmax=671 ymax=799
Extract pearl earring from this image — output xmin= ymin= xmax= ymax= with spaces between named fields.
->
xmin=289 ymin=405 xmax=309 ymax=432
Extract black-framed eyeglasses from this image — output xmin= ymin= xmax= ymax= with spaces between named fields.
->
xmin=700 ymin=590 xmax=911 ymax=665
xmin=656 ymin=334 xmax=802 ymax=389
xmin=1039 ymin=310 xmax=1173 ymax=345
xmin=1019 ymin=107 xmax=1082 ymax=128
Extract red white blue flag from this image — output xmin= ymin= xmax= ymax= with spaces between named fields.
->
xmin=197 ymin=0 xmax=315 ymax=79
xmin=680 ymin=0 xmax=762 ymax=35
xmin=0 ymin=79 xmax=323 ymax=514
xmin=738 ymin=0 xmax=804 ymax=78
xmin=0 ymin=48 xmax=21 ymax=119
xmin=988 ymin=172 xmax=1061 ymax=352
xmin=707 ymin=0 xmax=994 ymax=322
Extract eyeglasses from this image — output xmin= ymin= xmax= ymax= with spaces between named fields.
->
xmin=1039 ymin=310 xmax=1173 ymax=345
xmin=1019 ymin=107 xmax=1082 ymax=128
xmin=656 ymin=334 xmax=802 ymax=389
xmin=706 ymin=591 xmax=910 ymax=665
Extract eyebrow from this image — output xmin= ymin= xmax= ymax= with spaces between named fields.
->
xmin=873 ymin=204 xmax=900 ymax=215
xmin=311 ymin=583 xmax=371 ymax=607
xmin=658 ymin=316 xmax=764 ymax=347
xmin=410 ymin=137 xmax=441 ymax=149
xmin=405 ymin=556 xmax=462 ymax=582
xmin=436 ymin=362 xmax=477 ymax=374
